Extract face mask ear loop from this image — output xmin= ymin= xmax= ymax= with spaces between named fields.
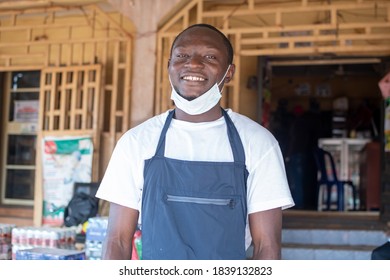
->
xmin=217 ymin=64 xmax=231 ymax=93
xmin=168 ymin=75 xmax=174 ymax=88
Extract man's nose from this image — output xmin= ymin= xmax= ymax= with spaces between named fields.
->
xmin=186 ymin=55 xmax=204 ymax=67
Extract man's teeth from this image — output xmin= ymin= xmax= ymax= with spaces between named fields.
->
xmin=183 ymin=76 xmax=205 ymax=81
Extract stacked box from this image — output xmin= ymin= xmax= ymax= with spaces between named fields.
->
xmin=15 ymin=247 xmax=86 ymax=260
xmin=0 ymin=224 xmax=15 ymax=260
xmin=85 ymin=217 xmax=108 ymax=260
xmin=84 ymin=217 xmax=141 ymax=259
xmin=11 ymin=227 xmax=77 ymax=260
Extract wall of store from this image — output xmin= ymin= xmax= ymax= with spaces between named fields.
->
xmin=108 ymin=0 xmax=182 ymax=127
xmin=0 ymin=5 xmax=135 ymax=226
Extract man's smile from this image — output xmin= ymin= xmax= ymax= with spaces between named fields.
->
xmin=181 ymin=75 xmax=206 ymax=81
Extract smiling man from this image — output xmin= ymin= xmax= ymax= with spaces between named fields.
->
xmin=96 ymin=24 xmax=294 ymax=260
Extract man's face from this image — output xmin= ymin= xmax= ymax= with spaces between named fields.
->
xmin=168 ymin=27 xmax=233 ymax=101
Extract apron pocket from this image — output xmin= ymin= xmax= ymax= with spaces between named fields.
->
xmin=166 ymin=194 xmax=237 ymax=209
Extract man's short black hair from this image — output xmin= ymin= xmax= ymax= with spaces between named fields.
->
xmin=170 ymin=23 xmax=234 ymax=64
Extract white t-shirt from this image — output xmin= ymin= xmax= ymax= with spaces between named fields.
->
xmin=96 ymin=109 xmax=294 ymax=248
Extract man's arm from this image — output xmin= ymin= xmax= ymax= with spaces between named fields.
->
xmin=249 ymin=207 xmax=282 ymax=260
xmin=101 ymin=202 xmax=139 ymax=260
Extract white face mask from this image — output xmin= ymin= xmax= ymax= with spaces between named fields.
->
xmin=170 ymin=65 xmax=231 ymax=115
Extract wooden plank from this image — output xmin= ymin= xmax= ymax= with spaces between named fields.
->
xmin=48 ymin=71 xmax=56 ymax=131
xmin=59 ymin=70 xmax=66 ymax=130
xmin=89 ymin=4 xmax=133 ymax=40
xmin=91 ymin=65 xmax=101 ymax=182
xmin=40 ymin=130 xmax=94 ymax=137
xmin=165 ymin=37 xmax=175 ymax=110
xmin=56 ymin=44 xmax=61 ymax=66
xmin=0 ymin=64 xmax=44 ymax=72
xmin=70 ymin=70 xmax=77 ymax=130
xmin=82 ymin=70 xmax=89 ymax=130
xmin=388 ymin=6 xmax=390 ymax=21
xmin=33 ymin=70 xmax=51 ymax=227
xmin=91 ymin=42 xmax=97 ymax=65
xmin=0 ymin=36 xmax=127 ymax=48
xmin=0 ymin=53 xmax=45 ymax=59
xmin=155 ymin=34 xmax=163 ymax=115
xmin=221 ymin=22 xmax=390 ymax=35
xmin=202 ymin=2 xmax=390 ymax=18
xmin=110 ymin=41 xmax=120 ymax=140
xmin=183 ymin=12 xmax=189 ymax=28
xmin=232 ymin=33 xmax=240 ymax=112
xmin=0 ymin=73 xmax=11 ymax=207
xmin=0 ymin=216 xmax=34 ymax=227
xmin=98 ymin=41 xmax=108 ymax=171
xmin=248 ymin=0 xmax=255 ymax=10
xmin=283 ymin=210 xmax=387 ymax=230
xmin=33 ymin=128 xmax=43 ymax=227
xmin=331 ymin=7 xmax=337 ymax=26
xmin=275 ymin=10 xmax=281 ymax=26
xmin=0 ymin=207 xmax=33 ymax=218
xmin=240 ymin=33 xmax=390 ymax=45
xmin=240 ymin=44 xmax=390 ymax=56
xmin=122 ymin=41 xmax=131 ymax=131
xmin=159 ymin=0 xmax=200 ymax=33
xmin=197 ymin=0 xmax=203 ymax=23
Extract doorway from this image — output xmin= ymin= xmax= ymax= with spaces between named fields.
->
xmin=265 ymin=57 xmax=385 ymax=213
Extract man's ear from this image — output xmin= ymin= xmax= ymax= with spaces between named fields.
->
xmin=224 ymin=64 xmax=236 ymax=83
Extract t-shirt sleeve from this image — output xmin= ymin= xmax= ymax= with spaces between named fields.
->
xmin=246 ymin=141 xmax=295 ymax=214
xmin=95 ymin=133 xmax=142 ymax=211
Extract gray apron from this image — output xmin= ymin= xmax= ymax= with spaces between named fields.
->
xmin=141 ymin=109 xmax=248 ymax=259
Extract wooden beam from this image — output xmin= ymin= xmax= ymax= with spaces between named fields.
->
xmin=240 ymin=44 xmax=390 ymax=56
xmin=202 ymin=2 xmax=390 ymax=18
xmin=88 ymin=4 xmax=133 ymax=40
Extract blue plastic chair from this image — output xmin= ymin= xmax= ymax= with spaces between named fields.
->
xmin=313 ymin=147 xmax=357 ymax=211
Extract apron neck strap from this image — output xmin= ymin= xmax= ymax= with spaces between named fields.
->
xmin=221 ymin=108 xmax=246 ymax=164
xmin=154 ymin=109 xmax=175 ymax=157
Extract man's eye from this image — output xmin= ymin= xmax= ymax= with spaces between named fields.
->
xmin=176 ymin=54 xmax=188 ymax=58
xmin=205 ymin=55 xmax=216 ymax=59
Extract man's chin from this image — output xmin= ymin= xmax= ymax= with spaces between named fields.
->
xmin=178 ymin=93 xmax=198 ymax=101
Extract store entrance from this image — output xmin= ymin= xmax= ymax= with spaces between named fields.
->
xmin=264 ymin=56 xmax=385 ymax=214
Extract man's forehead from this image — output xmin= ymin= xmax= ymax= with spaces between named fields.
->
xmin=173 ymin=28 xmax=224 ymax=48
xmin=172 ymin=43 xmax=220 ymax=51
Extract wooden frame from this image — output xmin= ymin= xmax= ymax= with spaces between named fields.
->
xmin=0 ymin=2 xmax=134 ymax=226
xmin=155 ymin=0 xmax=390 ymax=114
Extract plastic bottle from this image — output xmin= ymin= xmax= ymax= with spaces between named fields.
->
xmin=34 ymin=229 xmax=43 ymax=247
xmin=49 ymin=230 xmax=59 ymax=248
xmin=11 ymin=228 xmax=20 ymax=246
xmin=27 ymin=228 xmax=35 ymax=247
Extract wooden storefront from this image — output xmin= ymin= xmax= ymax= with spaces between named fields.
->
xmin=1 ymin=0 xmax=390 ymax=230
xmin=154 ymin=0 xmax=390 ymax=228
xmin=0 ymin=1 xmax=134 ymax=226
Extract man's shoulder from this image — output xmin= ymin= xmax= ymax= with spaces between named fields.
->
xmin=117 ymin=111 xmax=169 ymax=144
xmin=227 ymin=109 xmax=265 ymax=131
xmin=136 ymin=110 xmax=169 ymax=128
xmin=226 ymin=109 xmax=277 ymax=143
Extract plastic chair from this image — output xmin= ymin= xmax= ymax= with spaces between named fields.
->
xmin=313 ymin=147 xmax=357 ymax=211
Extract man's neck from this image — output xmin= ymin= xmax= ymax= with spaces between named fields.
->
xmin=174 ymin=105 xmax=223 ymax=122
